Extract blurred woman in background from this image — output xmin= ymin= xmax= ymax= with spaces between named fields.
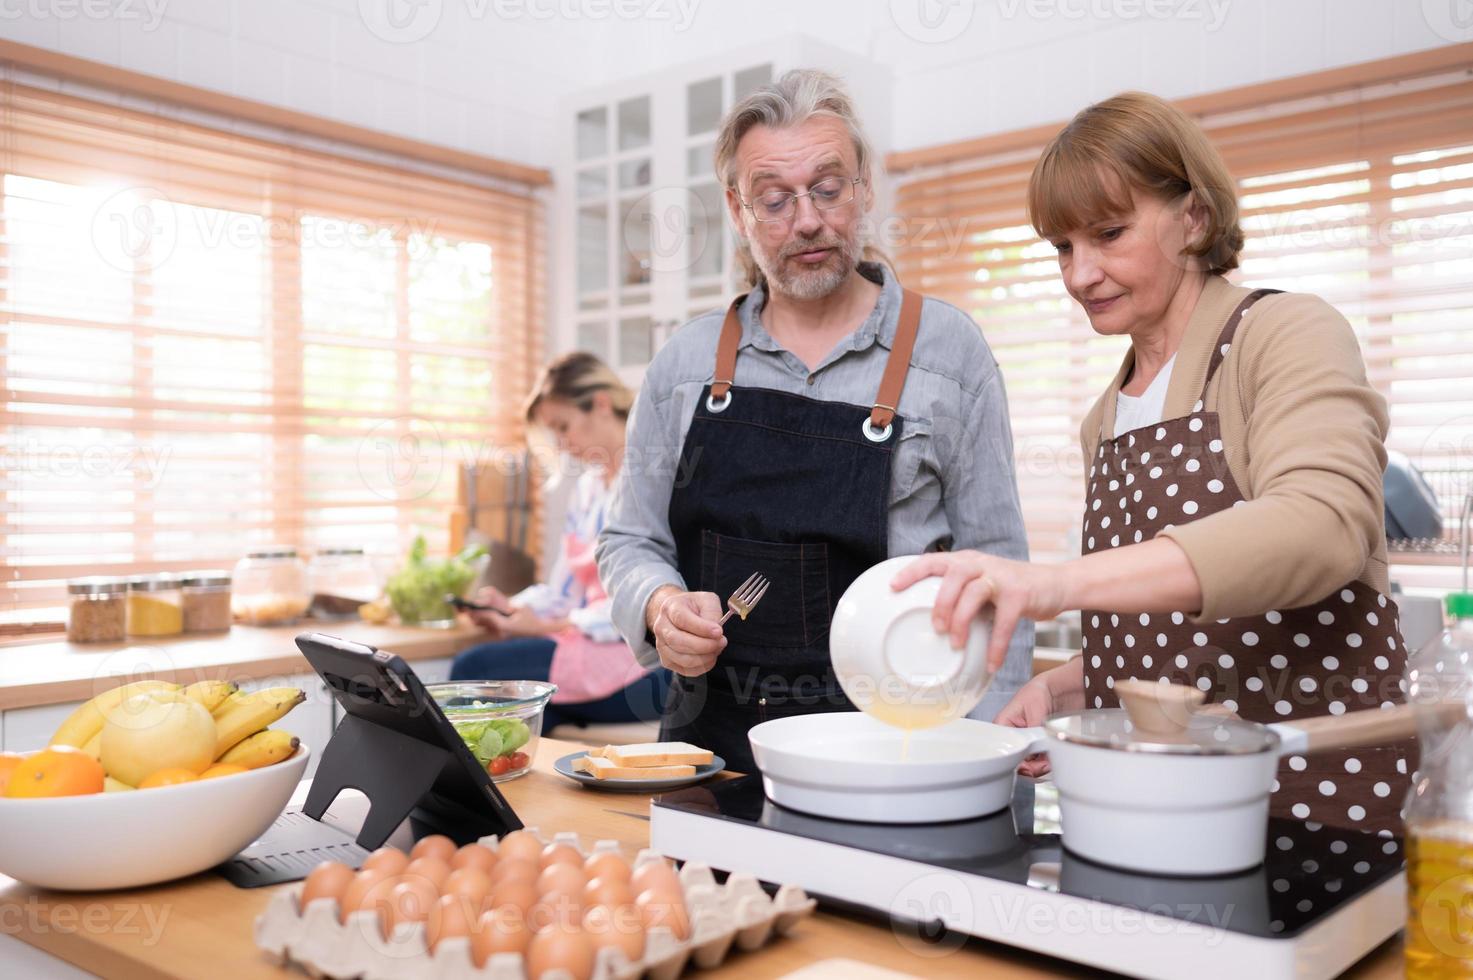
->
xmin=451 ymin=352 xmax=670 ymax=732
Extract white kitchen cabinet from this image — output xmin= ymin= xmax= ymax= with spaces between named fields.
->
xmin=1 ymin=700 xmax=82 ymax=754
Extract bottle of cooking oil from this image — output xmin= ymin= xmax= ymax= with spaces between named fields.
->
xmin=1405 ymin=591 xmax=1473 ymax=978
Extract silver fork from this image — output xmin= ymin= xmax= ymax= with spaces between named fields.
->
xmin=719 ymin=571 xmax=770 ymax=625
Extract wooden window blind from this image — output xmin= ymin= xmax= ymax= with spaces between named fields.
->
xmin=0 ymin=78 xmax=545 ymax=622
xmin=889 ymin=47 xmax=1473 ymax=584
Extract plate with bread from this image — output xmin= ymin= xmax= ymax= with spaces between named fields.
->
xmin=553 ymin=741 xmax=724 ymax=792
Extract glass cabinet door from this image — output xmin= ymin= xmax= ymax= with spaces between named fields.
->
xmin=571 ymin=63 xmax=771 ymax=372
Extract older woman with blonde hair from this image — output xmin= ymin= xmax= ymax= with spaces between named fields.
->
xmin=452 ymin=352 xmax=669 ymax=734
xmin=896 ymin=92 xmax=1413 ymax=833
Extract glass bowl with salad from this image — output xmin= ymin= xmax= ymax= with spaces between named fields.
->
xmin=427 ymin=680 xmax=556 ymax=781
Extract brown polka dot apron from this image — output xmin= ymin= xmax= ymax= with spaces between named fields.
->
xmin=1079 ymin=289 xmax=1414 ymax=836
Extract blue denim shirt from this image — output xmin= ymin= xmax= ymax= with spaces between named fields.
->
xmin=595 ymin=263 xmax=1034 ymax=720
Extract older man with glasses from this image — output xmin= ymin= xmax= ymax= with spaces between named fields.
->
xmin=595 ymin=69 xmax=1033 ymax=771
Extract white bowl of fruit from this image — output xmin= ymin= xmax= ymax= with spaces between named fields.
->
xmin=0 ymin=679 xmax=309 ymax=890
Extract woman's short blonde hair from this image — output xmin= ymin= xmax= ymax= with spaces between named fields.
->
xmin=1027 ymin=91 xmax=1244 ymax=275
xmin=523 ymin=351 xmax=633 ymax=423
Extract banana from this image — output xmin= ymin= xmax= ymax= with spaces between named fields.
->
xmin=182 ymin=679 xmax=238 ymax=714
xmin=103 ymin=777 xmax=136 ymax=793
xmin=49 ymin=679 xmax=181 ymax=748
xmin=81 ymin=732 xmax=101 ymax=759
xmin=213 ymin=687 xmax=305 ymax=759
xmin=217 ymin=729 xmax=300 ymax=769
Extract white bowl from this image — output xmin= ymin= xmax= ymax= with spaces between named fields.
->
xmin=830 ymin=555 xmax=992 ymax=728
xmin=749 ymin=713 xmax=1044 ymax=823
xmin=0 ymin=745 xmax=309 ymax=890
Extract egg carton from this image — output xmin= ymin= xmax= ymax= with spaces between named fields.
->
xmin=255 ymin=827 xmax=816 ymax=980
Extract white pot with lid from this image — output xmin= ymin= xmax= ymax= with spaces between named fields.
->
xmin=1029 ymin=681 xmax=1441 ymax=875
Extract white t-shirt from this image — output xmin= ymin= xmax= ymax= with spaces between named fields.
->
xmin=1113 ymin=354 xmax=1176 ymax=438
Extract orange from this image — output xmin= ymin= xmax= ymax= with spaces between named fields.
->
xmin=4 ymin=747 xmax=104 ymax=798
xmin=138 ymin=767 xmax=201 ymax=789
xmin=0 ymin=753 xmax=23 ymax=795
xmin=198 ymin=764 xmax=247 ymax=780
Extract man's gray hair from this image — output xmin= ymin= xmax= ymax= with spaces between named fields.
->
xmin=714 ymin=69 xmax=887 ymax=290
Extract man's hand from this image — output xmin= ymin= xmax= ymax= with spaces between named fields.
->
xmin=646 ymin=585 xmax=726 ymax=676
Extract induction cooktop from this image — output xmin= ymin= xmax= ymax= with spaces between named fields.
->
xmin=649 ymin=775 xmax=1404 ymax=979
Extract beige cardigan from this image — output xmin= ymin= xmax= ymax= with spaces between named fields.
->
xmin=1079 ymin=275 xmax=1392 ymax=624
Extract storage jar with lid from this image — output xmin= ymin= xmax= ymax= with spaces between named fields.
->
xmin=231 ymin=548 xmax=310 ymax=626
xmin=307 ymin=548 xmax=379 ymax=620
xmin=126 ymin=574 xmax=184 ymax=637
xmin=180 ymin=570 xmax=233 ymax=633
xmin=67 ymin=577 xmax=128 ymax=643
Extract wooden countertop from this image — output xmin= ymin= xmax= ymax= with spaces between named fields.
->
xmin=0 ymin=737 xmax=1404 ymax=979
xmin=0 ymin=622 xmax=483 ymax=711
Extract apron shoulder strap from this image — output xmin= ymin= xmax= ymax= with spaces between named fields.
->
xmin=869 ymin=288 xmax=924 ymax=430
xmin=709 ymin=287 xmax=924 ymax=430
xmin=709 ymin=294 xmax=747 ymax=401
xmin=1198 ymin=288 xmax=1283 ymax=401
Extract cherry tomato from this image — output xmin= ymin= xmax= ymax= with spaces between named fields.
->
xmin=508 ymin=752 xmax=530 ymax=770
xmin=488 ymin=756 xmax=512 ymax=776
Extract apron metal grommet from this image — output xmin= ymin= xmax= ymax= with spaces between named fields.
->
xmin=706 ymin=391 xmax=732 ymax=414
xmin=862 ymin=419 xmax=893 ymax=443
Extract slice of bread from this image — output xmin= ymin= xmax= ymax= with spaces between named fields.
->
xmin=578 ymin=754 xmax=696 ymax=780
xmin=603 ymin=741 xmax=713 ymax=768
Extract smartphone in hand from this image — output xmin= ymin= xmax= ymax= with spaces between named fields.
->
xmin=446 ymin=594 xmax=513 ymax=616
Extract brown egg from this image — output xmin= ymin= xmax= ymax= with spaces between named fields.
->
xmin=490 ymin=858 xmax=540 ymax=889
xmin=491 ymin=881 xmax=540 ymax=920
xmin=630 ymin=858 xmax=681 ymax=897
xmin=442 ymin=867 xmax=494 ymax=918
xmin=636 ymin=888 xmax=690 ymax=941
xmin=536 ymin=861 xmax=587 ymax=899
xmin=386 ymin=876 xmax=443 ymax=938
xmin=410 ymin=834 xmax=457 ymax=864
xmin=540 ymin=842 xmax=583 ymax=870
xmin=526 ymin=923 xmax=597 ymax=980
xmin=405 ymin=856 xmax=452 ymax=889
xmin=451 ymin=843 xmax=498 ymax=874
xmin=361 ymin=847 xmax=410 ymax=877
xmin=583 ymin=875 xmax=634 ymax=909
xmin=472 ymin=907 xmax=531 ymax=966
xmin=427 ymin=893 xmax=476 ymax=955
xmin=344 ymin=873 xmax=406 ymax=938
xmin=531 ymin=894 xmax=584 ymax=933
xmin=497 ymin=830 xmax=544 ymax=864
xmin=583 ymin=902 xmax=646 ymax=963
xmin=583 ymin=850 xmax=632 ymax=885
xmin=340 ymin=869 xmax=390 ymax=925
xmin=301 ymin=861 xmax=355 ymax=915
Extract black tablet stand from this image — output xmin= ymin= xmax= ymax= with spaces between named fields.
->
xmin=302 ymin=712 xmax=511 ymax=849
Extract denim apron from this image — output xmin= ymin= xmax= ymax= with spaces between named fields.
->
xmin=660 ymin=287 xmax=925 ymax=772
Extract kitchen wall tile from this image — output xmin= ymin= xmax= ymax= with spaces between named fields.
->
xmin=178 ymin=28 xmax=235 ymax=96
xmin=118 ymin=17 xmax=181 ymax=80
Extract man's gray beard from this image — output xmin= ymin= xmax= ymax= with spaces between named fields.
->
xmin=756 ymin=240 xmax=855 ymax=302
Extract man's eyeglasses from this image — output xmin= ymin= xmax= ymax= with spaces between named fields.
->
xmin=738 ymin=175 xmax=864 ymax=223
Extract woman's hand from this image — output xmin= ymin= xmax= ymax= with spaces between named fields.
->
xmin=464 ymin=587 xmax=513 ymax=637
xmin=890 ymin=551 xmax=1071 ymax=672
xmin=993 ymin=659 xmax=1085 ymax=777
xmin=485 ymin=604 xmax=566 ymax=639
